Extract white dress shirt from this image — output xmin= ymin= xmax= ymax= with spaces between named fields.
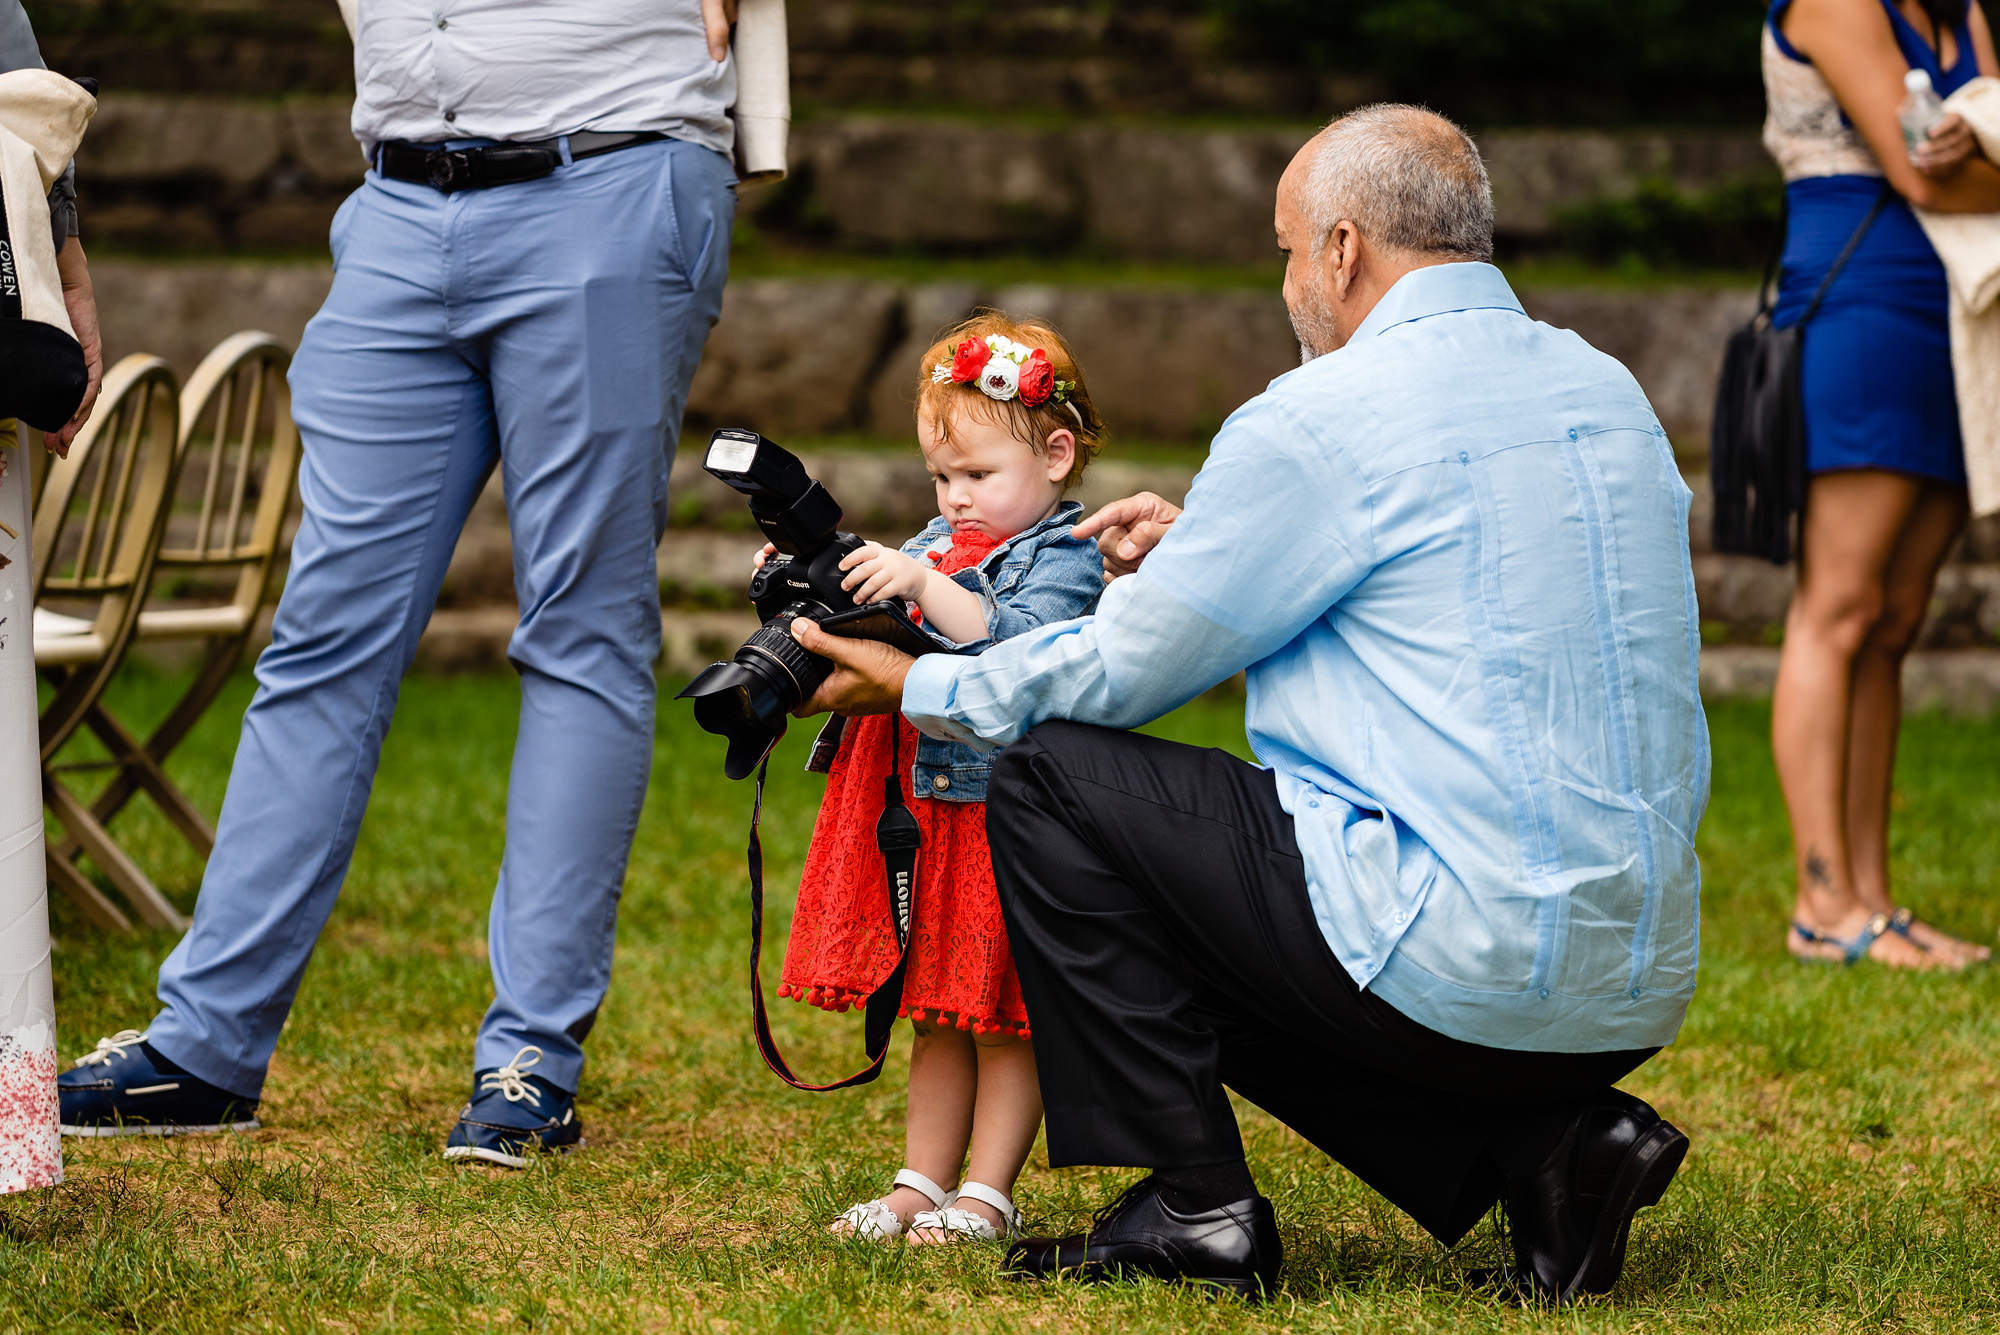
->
xmin=351 ymin=0 xmax=735 ymax=157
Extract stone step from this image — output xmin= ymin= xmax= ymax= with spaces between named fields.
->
xmin=69 ymin=96 xmax=1770 ymax=259
xmin=31 ymin=4 xmax=1759 ymax=124
xmin=140 ymin=605 xmax=2000 ymax=711
xmin=1698 ymin=646 xmax=2000 ymax=714
xmin=88 ymin=261 xmax=1754 ymax=444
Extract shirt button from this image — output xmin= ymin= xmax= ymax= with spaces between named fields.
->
xmin=443 ymin=109 xmax=457 ymax=121
xmin=1307 ymin=798 xmax=1319 ymax=809
xmin=1629 ymin=988 xmax=1643 ymax=1000
xmin=1457 ymin=451 xmax=1469 ymax=464
xmin=1538 ymin=987 xmax=1551 ymax=999
xmin=436 ymin=17 xmax=448 ymax=28
xmin=1567 ymin=428 xmax=1579 ymax=441
xmin=931 ymin=774 xmax=951 ymax=792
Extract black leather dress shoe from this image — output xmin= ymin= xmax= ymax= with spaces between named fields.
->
xmin=1003 ymin=1177 xmax=1282 ymax=1298
xmin=1505 ymin=1087 xmax=1689 ymax=1304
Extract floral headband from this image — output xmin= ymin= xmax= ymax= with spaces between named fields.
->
xmin=932 ymin=334 xmax=1084 ymax=425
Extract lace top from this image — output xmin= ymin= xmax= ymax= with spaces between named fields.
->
xmin=1762 ymin=23 xmax=1884 ymax=182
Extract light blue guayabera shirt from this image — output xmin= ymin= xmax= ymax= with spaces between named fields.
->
xmin=902 ymin=262 xmax=1709 ymax=1054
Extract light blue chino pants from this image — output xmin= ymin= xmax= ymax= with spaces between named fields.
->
xmin=147 ymin=138 xmax=735 ymax=1099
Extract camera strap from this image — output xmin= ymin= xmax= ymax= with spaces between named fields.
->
xmin=746 ymin=721 xmax=921 ymax=1092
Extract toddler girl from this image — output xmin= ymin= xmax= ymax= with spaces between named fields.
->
xmin=772 ymin=313 xmax=1106 ymax=1244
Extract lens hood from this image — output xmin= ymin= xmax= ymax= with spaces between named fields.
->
xmin=678 ymin=657 xmax=797 ymax=780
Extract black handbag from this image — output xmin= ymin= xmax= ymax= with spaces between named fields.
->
xmin=1710 ymin=184 xmax=1891 ymax=564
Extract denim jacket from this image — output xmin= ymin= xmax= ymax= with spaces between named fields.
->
xmin=809 ymin=501 xmax=1103 ymax=801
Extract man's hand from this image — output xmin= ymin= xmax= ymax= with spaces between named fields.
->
xmin=49 ymin=239 xmax=103 ymax=457
xmin=791 ymin=618 xmax=916 ymax=717
xmin=1915 ymin=112 xmax=1980 ymax=178
xmin=703 ymin=0 xmax=740 ymax=62
xmin=1073 ymin=491 xmax=1183 ymax=582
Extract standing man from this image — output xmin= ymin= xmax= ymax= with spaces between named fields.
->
xmin=791 ymin=105 xmax=1705 ymax=1303
xmin=59 ymin=0 xmax=785 ymax=1168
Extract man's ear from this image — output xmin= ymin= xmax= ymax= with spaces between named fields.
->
xmin=1043 ymin=428 xmax=1077 ymax=483
xmin=1323 ymin=219 xmax=1361 ymax=301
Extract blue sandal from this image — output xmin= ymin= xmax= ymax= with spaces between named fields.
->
xmin=1883 ymin=907 xmax=1927 ymax=947
xmin=1790 ymin=912 xmax=1891 ymax=964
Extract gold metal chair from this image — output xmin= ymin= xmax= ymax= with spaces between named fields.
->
xmin=32 ymin=354 xmax=185 ymax=932
xmin=62 ymin=332 xmax=301 ymax=887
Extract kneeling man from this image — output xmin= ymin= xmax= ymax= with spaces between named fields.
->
xmin=795 ymin=104 xmax=1706 ymax=1303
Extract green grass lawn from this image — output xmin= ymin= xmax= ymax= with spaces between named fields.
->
xmin=6 ymin=667 xmax=2000 ymax=1333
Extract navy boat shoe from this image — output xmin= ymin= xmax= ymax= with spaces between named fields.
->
xmin=443 ymin=1045 xmax=582 ymax=1169
xmin=58 ymin=1030 xmax=261 ymax=1137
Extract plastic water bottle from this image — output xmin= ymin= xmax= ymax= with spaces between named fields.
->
xmin=1901 ymin=68 xmax=1947 ymax=159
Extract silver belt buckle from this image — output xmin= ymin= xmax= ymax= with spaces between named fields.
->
xmin=427 ymin=149 xmax=473 ymax=193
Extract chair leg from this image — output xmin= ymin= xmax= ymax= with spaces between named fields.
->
xmin=44 ymin=776 xmax=188 ymax=933
xmin=81 ymin=635 xmax=240 ymax=857
xmin=79 ymin=700 xmax=217 ymax=857
xmin=44 ymin=846 xmax=134 ymax=934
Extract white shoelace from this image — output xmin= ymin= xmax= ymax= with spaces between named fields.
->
xmin=74 ymin=1029 xmax=147 ymax=1068
xmin=478 ymin=1046 xmax=545 ymax=1108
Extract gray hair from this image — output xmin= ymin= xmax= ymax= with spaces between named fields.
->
xmin=1303 ymin=104 xmax=1494 ymax=263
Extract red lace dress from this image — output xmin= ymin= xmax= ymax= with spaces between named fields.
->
xmin=778 ymin=531 xmax=1030 ymax=1038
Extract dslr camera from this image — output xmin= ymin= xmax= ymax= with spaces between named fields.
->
xmin=678 ymin=429 xmax=938 ymax=780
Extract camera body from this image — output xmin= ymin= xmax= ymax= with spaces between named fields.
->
xmin=678 ymin=429 xmax=938 ymax=779
xmin=747 ymin=537 xmax=862 ymax=625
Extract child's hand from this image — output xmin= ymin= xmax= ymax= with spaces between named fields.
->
xmin=839 ymin=543 xmax=930 ymax=604
xmin=752 ymin=542 xmax=776 ymax=572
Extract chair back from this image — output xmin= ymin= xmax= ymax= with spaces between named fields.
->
xmin=32 ymin=355 xmax=182 ymax=758
xmin=158 ymin=332 xmax=300 ymax=621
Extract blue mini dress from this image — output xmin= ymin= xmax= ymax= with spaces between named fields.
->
xmin=1767 ymin=0 xmax=1977 ymax=485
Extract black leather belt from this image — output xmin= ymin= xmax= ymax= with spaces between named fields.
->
xmin=378 ymin=131 xmax=667 ymax=193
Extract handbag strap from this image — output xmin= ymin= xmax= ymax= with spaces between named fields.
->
xmin=1756 ymin=191 xmax=1787 ymax=319
xmin=1796 ymin=183 xmax=1894 ymax=326
xmin=746 ymin=720 xmax=920 ymax=1092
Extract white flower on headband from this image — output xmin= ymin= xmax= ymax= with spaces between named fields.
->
xmin=977 ymin=358 xmax=1020 ymax=401
xmin=986 ymin=335 xmax=1032 ymax=364
xmin=930 ymin=362 xmax=953 ymax=384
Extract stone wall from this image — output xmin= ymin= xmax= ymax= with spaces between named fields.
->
xmin=84 ymin=265 xmax=2000 ymax=658
xmin=772 ymin=120 xmax=1771 ymax=261
xmin=67 ymin=97 xmax=1772 ymax=259
xmin=12 ymin=1 xmax=1434 ymax=119
xmin=89 ymin=262 xmax=1753 ymax=445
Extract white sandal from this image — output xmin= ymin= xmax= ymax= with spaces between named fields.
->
xmin=832 ymin=1167 xmax=954 ymax=1242
xmin=907 ymin=1180 xmax=1022 ymax=1243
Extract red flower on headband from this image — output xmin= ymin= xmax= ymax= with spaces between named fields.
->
xmin=1018 ymin=350 xmax=1055 ymax=406
xmin=949 ymin=337 xmax=991 ymax=383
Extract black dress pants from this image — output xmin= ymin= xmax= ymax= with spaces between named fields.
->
xmin=985 ymin=721 xmax=1659 ymax=1245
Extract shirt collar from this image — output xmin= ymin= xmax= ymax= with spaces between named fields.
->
xmin=1343 ymin=261 xmax=1524 ymax=348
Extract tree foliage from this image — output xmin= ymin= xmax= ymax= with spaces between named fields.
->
xmin=1207 ymin=0 xmax=1767 ymax=125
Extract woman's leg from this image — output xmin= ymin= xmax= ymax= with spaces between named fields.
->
xmin=908 ymin=1031 xmax=1043 ymax=1243
xmin=830 ymin=1019 xmax=976 ymax=1234
xmin=1843 ymin=481 xmax=1986 ymax=962
xmin=1772 ymin=470 xmax=1933 ymax=966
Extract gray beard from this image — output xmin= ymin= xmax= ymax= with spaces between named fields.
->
xmin=1288 ymin=297 xmax=1340 ymax=364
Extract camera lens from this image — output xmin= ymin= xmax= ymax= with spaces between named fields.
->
xmin=740 ymin=607 xmax=831 ymax=702
xmin=677 ymin=602 xmax=835 ymax=780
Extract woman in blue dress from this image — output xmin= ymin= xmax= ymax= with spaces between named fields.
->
xmin=1765 ymin=0 xmax=2000 ymax=966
